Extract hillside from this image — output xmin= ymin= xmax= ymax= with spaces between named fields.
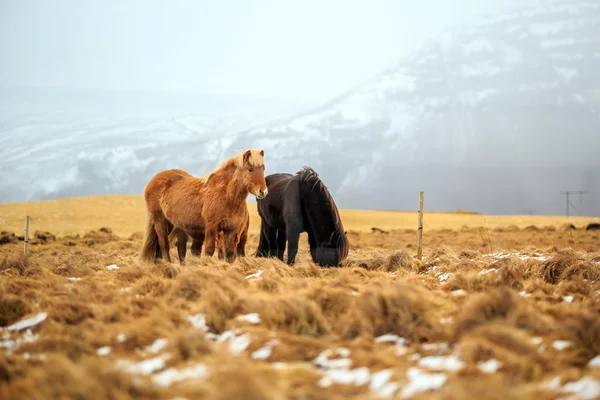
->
xmin=1 ymin=0 xmax=599 ymax=216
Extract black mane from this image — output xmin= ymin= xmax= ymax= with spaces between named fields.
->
xmin=296 ymin=166 xmax=342 ymax=228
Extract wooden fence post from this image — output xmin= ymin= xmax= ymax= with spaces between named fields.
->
xmin=417 ymin=192 xmax=424 ymax=261
xmin=24 ymin=216 xmax=30 ymax=257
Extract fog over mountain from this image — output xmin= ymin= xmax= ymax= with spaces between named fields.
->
xmin=1 ymin=0 xmax=599 ymax=216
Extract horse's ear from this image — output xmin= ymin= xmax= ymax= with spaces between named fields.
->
xmin=260 ymin=149 xmax=264 ymax=157
xmin=243 ymin=150 xmax=252 ymax=163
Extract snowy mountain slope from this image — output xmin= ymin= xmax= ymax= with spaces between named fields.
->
xmin=221 ymin=0 xmax=600 ymax=215
xmin=1 ymin=0 xmax=599 ymax=215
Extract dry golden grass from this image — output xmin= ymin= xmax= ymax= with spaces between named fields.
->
xmin=1 ymin=194 xmax=598 ymax=237
xmin=1 ymin=196 xmax=600 ymax=399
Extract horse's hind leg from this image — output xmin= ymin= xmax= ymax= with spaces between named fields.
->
xmin=153 ymin=214 xmax=171 ymax=263
xmin=256 ymin=222 xmax=277 ymax=258
xmin=189 ymin=229 xmax=205 ymax=257
xmin=204 ymin=227 xmax=218 ymax=257
xmin=176 ymin=228 xmax=188 ymax=265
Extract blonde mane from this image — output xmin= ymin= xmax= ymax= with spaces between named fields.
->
xmin=202 ymin=149 xmax=265 ymax=183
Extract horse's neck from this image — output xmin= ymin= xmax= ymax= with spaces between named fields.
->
xmin=210 ymin=168 xmax=248 ymax=205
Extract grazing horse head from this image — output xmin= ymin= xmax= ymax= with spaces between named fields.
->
xmin=315 ymin=229 xmax=349 ymax=267
xmin=236 ymin=149 xmax=268 ymax=199
xmin=298 ymin=166 xmax=349 ymax=267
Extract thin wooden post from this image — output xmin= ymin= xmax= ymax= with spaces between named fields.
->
xmin=417 ymin=192 xmax=424 ymax=261
xmin=24 ymin=216 xmax=30 ymax=257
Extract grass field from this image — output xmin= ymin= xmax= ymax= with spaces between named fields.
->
xmin=0 ymin=195 xmax=598 ymax=238
xmin=1 ymin=195 xmax=600 ymax=399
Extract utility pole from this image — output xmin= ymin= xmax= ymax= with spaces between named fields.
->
xmin=560 ymin=191 xmax=588 ymax=217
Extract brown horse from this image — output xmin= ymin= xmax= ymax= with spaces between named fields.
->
xmin=139 ymin=149 xmax=267 ymax=265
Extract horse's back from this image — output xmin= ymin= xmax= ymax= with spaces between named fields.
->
xmin=144 ymin=169 xmax=195 ymax=208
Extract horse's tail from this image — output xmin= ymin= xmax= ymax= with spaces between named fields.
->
xmin=139 ymin=207 xmax=158 ymax=265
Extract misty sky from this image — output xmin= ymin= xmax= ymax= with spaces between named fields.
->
xmin=1 ymin=0 xmax=521 ymax=103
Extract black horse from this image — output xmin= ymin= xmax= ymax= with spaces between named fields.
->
xmin=255 ymin=166 xmax=349 ymax=266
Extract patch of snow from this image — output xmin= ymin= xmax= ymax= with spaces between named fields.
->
xmin=488 ymin=252 xmax=548 ymax=261
xmin=563 ymin=377 xmax=600 ymax=400
xmin=116 ymin=354 xmax=170 ymax=375
xmin=370 ymin=368 xmax=402 ymax=398
xmin=552 ymin=340 xmax=571 ymax=351
xmin=519 ymin=291 xmax=531 ymax=298
xmin=117 ymin=333 xmax=126 ymax=343
xmin=236 ymin=313 xmax=261 ymax=324
xmin=106 ymin=264 xmax=119 ymax=270
xmin=477 ymin=359 xmax=502 ymax=373
xmin=418 ymin=355 xmax=464 ymax=371
xmin=272 ymin=362 xmax=288 ymax=370
xmin=438 ymin=273 xmax=452 ymax=284
xmin=318 ymin=367 xmax=371 ymax=388
xmin=228 ymin=333 xmax=251 ymax=355
xmin=245 ymin=270 xmax=263 ymax=280
xmin=5 ymin=312 xmax=47 ymax=332
xmin=531 ymin=337 xmax=543 ymax=345
xmin=451 ymin=289 xmax=466 ymax=296
xmin=314 ymin=348 xmax=353 ymax=370
xmin=588 ymin=355 xmax=600 ymax=368
xmin=375 ymin=334 xmax=405 ymax=344
xmin=152 ymin=364 xmax=210 ymax=387
xmin=120 ymin=287 xmax=132 ymax=293
xmin=144 ymin=338 xmax=168 ymax=354
xmin=375 ymin=334 xmax=408 ymax=355
xmin=188 ymin=314 xmax=209 ymax=332
xmin=400 ymin=367 xmax=447 ymax=398
xmin=97 ymin=346 xmax=111 ymax=356
xmin=563 ymin=295 xmax=574 ymax=303
xmin=67 ymin=277 xmax=82 ymax=281
xmin=0 ymin=328 xmax=39 ymax=352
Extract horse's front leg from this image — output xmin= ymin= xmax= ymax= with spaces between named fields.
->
xmin=236 ymin=229 xmax=247 ymax=258
xmin=286 ymin=225 xmax=301 ymax=266
xmin=204 ymin=227 xmax=218 ymax=257
xmin=217 ymin=231 xmax=225 ymax=260
xmin=222 ymin=230 xmax=237 ymax=263
xmin=176 ymin=228 xmax=188 ymax=265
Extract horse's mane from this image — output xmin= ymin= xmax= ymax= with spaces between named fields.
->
xmin=202 ymin=149 xmax=265 ymax=183
xmin=296 ymin=166 xmax=342 ymax=229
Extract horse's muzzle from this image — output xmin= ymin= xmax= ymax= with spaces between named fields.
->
xmin=256 ymin=188 xmax=268 ymax=199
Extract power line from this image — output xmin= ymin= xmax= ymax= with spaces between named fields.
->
xmin=559 ymin=191 xmax=588 ymax=217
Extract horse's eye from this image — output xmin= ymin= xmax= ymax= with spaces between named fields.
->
xmin=248 ymin=168 xmax=253 ymax=172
